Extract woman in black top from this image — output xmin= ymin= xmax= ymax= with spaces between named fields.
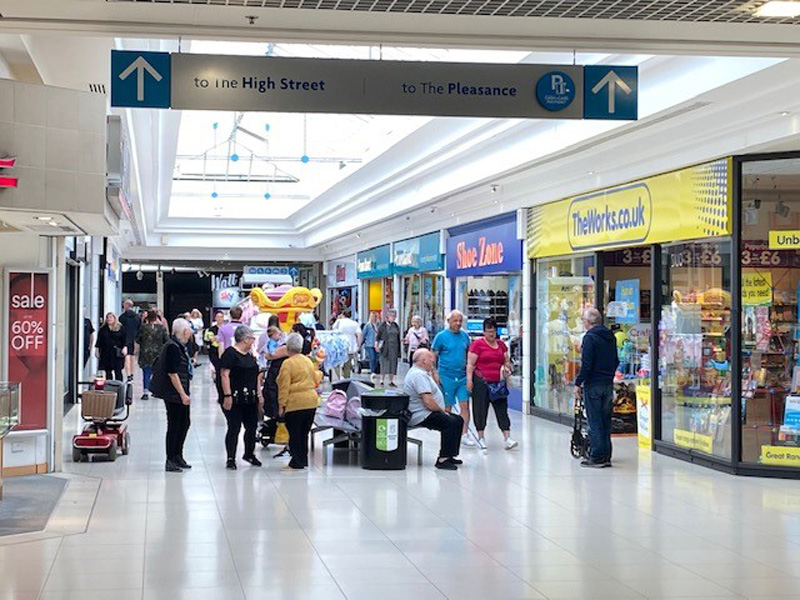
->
xmin=95 ymin=312 xmax=127 ymax=381
xmin=219 ymin=325 xmax=264 ymax=470
xmin=205 ymin=311 xmax=225 ymax=402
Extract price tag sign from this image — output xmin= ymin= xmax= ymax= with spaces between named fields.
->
xmin=4 ymin=271 xmax=49 ymax=430
xmin=742 ymin=272 xmax=773 ymax=306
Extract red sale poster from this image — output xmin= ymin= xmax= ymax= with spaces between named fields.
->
xmin=6 ymin=271 xmax=49 ymax=431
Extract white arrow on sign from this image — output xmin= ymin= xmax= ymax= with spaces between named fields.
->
xmin=591 ymin=70 xmax=632 ymax=115
xmin=118 ymin=56 xmax=162 ymax=102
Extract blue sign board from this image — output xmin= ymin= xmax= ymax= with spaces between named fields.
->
xmin=583 ymin=65 xmax=638 ymax=121
xmin=394 ymin=232 xmax=444 ymax=274
xmin=357 ymin=245 xmax=393 ymax=279
xmin=111 ymin=50 xmax=171 ymax=109
xmin=615 ymin=279 xmax=640 ymax=324
xmin=536 ymin=71 xmax=576 ymax=113
xmin=446 ymin=219 xmax=522 ymax=278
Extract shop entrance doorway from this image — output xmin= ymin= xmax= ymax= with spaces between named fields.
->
xmin=599 ymin=246 xmax=653 ymax=437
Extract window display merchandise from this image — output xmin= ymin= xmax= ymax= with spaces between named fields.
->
xmin=740 ymin=157 xmax=800 ymax=469
xmin=394 ymin=232 xmax=445 ymax=335
xmin=534 ymin=256 xmax=596 ymax=417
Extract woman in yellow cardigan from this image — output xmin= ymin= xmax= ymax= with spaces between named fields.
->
xmin=277 ymin=332 xmax=323 ymax=471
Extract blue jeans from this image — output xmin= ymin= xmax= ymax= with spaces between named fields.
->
xmin=366 ymin=347 xmax=379 ymax=374
xmin=584 ymin=381 xmax=613 ymax=463
xmin=142 ymin=366 xmax=153 ymax=393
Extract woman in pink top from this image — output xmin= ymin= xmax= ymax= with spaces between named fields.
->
xmin=466 ymin=318 xmax=518 ymax=451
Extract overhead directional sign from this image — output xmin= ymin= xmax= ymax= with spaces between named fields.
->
xmin=111 ymin=50 xmax=637 ymax=121
xmin=111 ymin=50 xmax=171 ymax=109
xmin=584 ymin=65 xmax=638 ymax=121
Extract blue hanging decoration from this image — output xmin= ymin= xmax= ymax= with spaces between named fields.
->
xmin=231 ymin=153 xmax=239 ymax=162
xmin=301 ymin=155 xmax=309 ymax=164
xmin=264 ymin=192 xmax=271 ymax=199
xmin=212 ymin=122 xmax=218 ymax=129
xmin=265 ymin=124 xmax=270 ymax=132
xmin=211 ymin=191 xmax=218 ymax=199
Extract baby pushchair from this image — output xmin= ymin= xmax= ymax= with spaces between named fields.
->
xmin=570 ymin=391 xmax=590 ymax=459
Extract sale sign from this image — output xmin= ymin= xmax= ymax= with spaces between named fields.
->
xmin=5 ymin=271 xmax=49 ymax=430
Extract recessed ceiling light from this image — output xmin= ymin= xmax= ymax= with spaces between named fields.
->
xmin=450 ymin=213 xmax=455 ymax=217
xmin=35 ymin=216 xmax=52 ymax=221
xmin=757 ymin=1 xmax=800 ymax=17
xmin=48 ymin=221 xmax=59 ymax=226
xmin=587 ymin=170 xmax=596 ymax=175
xmin=780 ymin=111 xmax=791 ymax=116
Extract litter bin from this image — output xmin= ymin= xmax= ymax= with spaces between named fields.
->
xmin=361 ymin=390 xmax=409 ymax=470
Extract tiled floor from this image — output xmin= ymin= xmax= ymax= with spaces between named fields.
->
xmin=2 ymin=361 xmax=800 ymax=599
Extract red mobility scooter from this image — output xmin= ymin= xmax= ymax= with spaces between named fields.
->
xmin=72 ymin=373 xmax=132 ymax=462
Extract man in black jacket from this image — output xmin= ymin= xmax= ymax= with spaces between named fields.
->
xmin=119 ymin=299 xmax=141 ymax=383
xmin=160 ymin=318 xmax=194 ymax=473
xmin=574 ymin=307 xmax=619 ymax=468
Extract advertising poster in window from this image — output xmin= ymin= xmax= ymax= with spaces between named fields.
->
xmin=4 ymin=271 xmax=49 ymax=431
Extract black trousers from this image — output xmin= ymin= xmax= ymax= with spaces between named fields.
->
xmin=420 ymin=411 xmax=463 ymax=459
xmin=165 ymin=401 xmax=191 ymax=461
xmin=285 ymin=408 xmax=316 ymax=469
xmin=99 ymin=357 xmax=124 ymax=382
xmin=472 ymin=376 xmax=511 ymax=432
xmin=223 ymin=403 xmax=259 ymax=459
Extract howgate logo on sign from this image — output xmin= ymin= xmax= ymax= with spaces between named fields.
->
xmin=0 ymin=156 xmax=19 ymax=188
xmin=536 ymin=71 xmax=575 ymax=112
xmin=568 ymin=183 xmax=653 ymax=251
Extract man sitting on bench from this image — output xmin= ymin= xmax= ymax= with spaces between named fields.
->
xmin=403 ymin=349 xmax=464 ymax=471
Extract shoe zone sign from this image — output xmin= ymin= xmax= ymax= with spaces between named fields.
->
xmin=111 ymin=50 xmax=637 ymax=120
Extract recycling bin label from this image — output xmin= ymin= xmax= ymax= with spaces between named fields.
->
xmin=376 ymin=418 xmax=399 ymax=452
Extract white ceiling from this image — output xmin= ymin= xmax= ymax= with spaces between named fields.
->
xmin=2 ymin=3 xmax=800 ymax=261
xmin=4 ymin=0 xmax=800 ymax=56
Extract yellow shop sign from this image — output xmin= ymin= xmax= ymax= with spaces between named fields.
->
xmin=760 ymin=445 xmax=800 ymax=467
xmin=527 ymin=158 xmax=732 ymax=258
xmin=674 ymin=429 xmax=714 ymax=454
xmin=768 ymin=230 xmax=800 ymax=250
xmin=742 ymin=272 xmax=773 ymax=306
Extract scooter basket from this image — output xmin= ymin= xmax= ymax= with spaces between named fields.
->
xmin=82 ymin=391 xmax=117 ymax=419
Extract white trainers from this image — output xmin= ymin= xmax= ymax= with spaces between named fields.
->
xmin=504 ymin=438 xmax=519 ymax=450
xmin=476 ymin=438 xmax=487 ymax=451
xmin=462 ymin=434 xmax=476 ymax=447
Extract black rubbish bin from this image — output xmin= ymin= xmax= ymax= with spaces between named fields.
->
xmin=360 ymin=390 xmax=409 ymax=470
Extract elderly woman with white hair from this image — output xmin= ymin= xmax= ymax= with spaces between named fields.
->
xmin=277 ymin=332 xmax=323 ymax=471
xmin=160 ymin=318 xmax=194 ymax=473
xmin=404 ymin=315 xmax=429 ymax=364
xmin=376 ymin=309 xmax=402 ymax=387
xmin=219 ymin=325 xmax=264 ymax=470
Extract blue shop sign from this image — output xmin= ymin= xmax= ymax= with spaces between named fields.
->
xmin=357 ymin=245 xmax=393 ymax=279
xmin=446 ymin=219 xmax=523 ymax=277
xmin=393 ymin=232 xmax=444 ymax=274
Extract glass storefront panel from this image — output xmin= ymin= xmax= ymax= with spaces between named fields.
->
xmin=660 ymin=239 xmax=732 ymax=459
xmin=455 ymin=274 xmax=523 ymax=388
xmin=423 ymin=274 xmax=445 ymax=336
xmin=741 ymin=158 xmax=800 ymax=467
xmin=534 ymin=255 xmax=596 ymax=416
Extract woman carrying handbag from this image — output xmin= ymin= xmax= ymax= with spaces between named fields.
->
xmin=466 ymin=318 xmax=518 ymax=451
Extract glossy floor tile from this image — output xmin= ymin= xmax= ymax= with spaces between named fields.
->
xmin=0 ymin=360 xmax=799 ymax=599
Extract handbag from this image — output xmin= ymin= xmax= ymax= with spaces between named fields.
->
xmin=487 ymin=380 xmax=510 ymax=402
xmin=114 ymin=346 xmax=125 ymax=359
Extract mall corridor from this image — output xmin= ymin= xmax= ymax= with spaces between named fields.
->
xmin=0 ymin=364 xmax=798 ymax=600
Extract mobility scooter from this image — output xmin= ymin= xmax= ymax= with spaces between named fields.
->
xmin=72 ymin=373 xmax=132 ymax=462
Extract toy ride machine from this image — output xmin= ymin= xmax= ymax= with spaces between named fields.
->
xmin=249 ymin=285 xmax=323 ymax=332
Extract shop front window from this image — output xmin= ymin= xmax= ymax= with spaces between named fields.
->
xmin=456 ymin=274 xmax=523 ymax=388
xmin=660 ymin=240 xmax=732 ymax=460
xmin=741 ymin=158 xmax=800 ymax=467
xmin=534 ymin=255 xmax=596 ymax=416
xmin=423 ymin=274 xmax=445 ymax=336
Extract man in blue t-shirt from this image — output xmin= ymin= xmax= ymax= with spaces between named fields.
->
xmin=431 ymin=310 xmax=474 ymax=447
